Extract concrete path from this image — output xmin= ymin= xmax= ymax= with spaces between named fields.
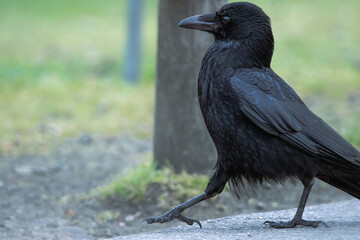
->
xmin=111 ymin=200 xmax=360 ymax=240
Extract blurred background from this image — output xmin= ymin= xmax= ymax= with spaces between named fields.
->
xmin=0 ymin=0 xmax=359 ymax=239
xmin=0 ymin=0 xmax=359 ymax=155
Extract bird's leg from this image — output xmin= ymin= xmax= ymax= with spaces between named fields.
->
xmin=142 ymin=192 xmax=209 ymax=228
xmin=142 ymin=167 xmax=227 ymax=228
xmin=265 ymin=177 xmax=326 ymax=228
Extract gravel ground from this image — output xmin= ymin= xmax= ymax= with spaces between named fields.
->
xmin=0 ymin=134 xmax=354 ymax=240
xmin=0 ymin=135 xmax=151 ymax=240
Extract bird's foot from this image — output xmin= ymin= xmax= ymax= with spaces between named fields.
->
xmin=142 ymin=207 xmax=202 ymax=228
xmin=264 ymin=219 xmax=327 ymax=229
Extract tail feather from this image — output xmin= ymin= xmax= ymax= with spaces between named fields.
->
xmin=318 ymin=176 xmax=360 ymax=200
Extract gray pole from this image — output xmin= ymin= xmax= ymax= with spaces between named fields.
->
xmin=154 ymin=0 xmax=227 ymax=173
xmin=124 ymin=0 xmax=143 ymax=83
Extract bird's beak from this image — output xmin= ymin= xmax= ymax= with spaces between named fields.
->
xmin=178 ymin=13 xmax=218 ymax=32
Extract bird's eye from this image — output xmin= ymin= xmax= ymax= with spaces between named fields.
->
xmin=221 ymin=16 xmax=230 ymax=24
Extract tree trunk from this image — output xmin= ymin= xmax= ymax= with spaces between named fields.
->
xmin=154 ymin=0 xmax=227 ymax=173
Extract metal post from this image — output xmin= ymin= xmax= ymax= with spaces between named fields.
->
xmin=124 ymin=0 xmax=143 ymax=84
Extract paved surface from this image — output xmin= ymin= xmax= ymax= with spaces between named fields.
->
xmin=111 ymin=200 xmax=360 ymax=240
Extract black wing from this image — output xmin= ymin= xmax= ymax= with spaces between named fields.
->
xmin=228 ymin=68 xmax=360 ymax=165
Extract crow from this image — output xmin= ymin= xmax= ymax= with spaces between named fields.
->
xmin=143 ymin=2 xmax=360 ymax=229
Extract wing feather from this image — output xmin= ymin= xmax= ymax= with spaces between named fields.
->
xmin=229 ymin=68 xmax=360 ymax=165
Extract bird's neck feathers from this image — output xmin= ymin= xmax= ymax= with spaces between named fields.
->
xmin=205 ymin=28 xmax=274 ymax=69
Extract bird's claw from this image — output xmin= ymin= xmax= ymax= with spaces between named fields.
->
xmin=142 ymin=208 xmax=202 ymax=228
xmin=264 ymin=219 xmax=327 ymax=229
xmin=177 ymin=214 xmax=202 ymax=228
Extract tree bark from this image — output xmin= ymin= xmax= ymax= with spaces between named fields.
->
xmin=154 ymin=0 xmax=227 ymax=173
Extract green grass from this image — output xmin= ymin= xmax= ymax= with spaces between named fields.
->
xmin=0 ymin=80 xmax=154 ymax=153
xmin=99 ymin=160 xmax=161 ymax=201
xmin=97 ymin=160 xmax=209 ymax=203
xmin=0 ymin=0 xmax=157 ymax=153
xmin=0 ymin=0 xmax=359 ymax=154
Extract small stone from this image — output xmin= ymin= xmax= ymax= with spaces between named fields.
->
xmin=15 ymin=165 xmax=33 ymax=175
xmin=48 ymin=124 xmax=62 ymax=136
xmin=216 ymin=204 xmax=227 ymax=212
xmin=119 ymin=222 xmax=126 ymax=227
xmin=256 ymin=201 xmax=265 ymax=210
xmin=133 ymin=211 xmax=142 ymax=218
xmin=271 ymin=202 xmax=279 ymax=208
xmin=79 ymin=134 xmax=93 ymax=145
xmin=248 ymin=198 xmax=257 ymax=205
xmin=33 ymin=166 xmax=49 ymax=176
xmin=65 ymin=209 xmax=75 ymax=217
xmin=125 ymin=215 xmax=135 ymax=222
xmin=50 ymin=164 xmax=68 ymax=173
xmin=39 ymin=123 xmax=61 ymax=136
xmin=70 ymin=221 xmax=78 ymax=226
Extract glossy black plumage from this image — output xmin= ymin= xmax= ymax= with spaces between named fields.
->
xmin=143 ymin=2 xmax=360 ymax=228
xmin=196 ymin=3 xmax=360 ymax=196
xmin=199 ymin=57 xmax=360 ymax=196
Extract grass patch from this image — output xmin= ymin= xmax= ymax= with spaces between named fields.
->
xmin=97 ymin=160 xmax=210 ymax=204
xmin=0 ymin=80 xmax=154 ymax=154
xmin=99 ymin=161 xmax=161 ymax=201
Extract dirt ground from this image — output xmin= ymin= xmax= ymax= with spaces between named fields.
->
xmin=0 ymin=135 xmax=353 ymax=240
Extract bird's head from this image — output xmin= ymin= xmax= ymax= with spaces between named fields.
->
xmin=178 ymin=2 xmax=274 ymax=68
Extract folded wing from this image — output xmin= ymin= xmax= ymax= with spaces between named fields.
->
xmin=229 ymin=68 xmax=360 ymax=166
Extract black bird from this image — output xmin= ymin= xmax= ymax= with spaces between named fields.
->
xmin=143 ymin=2 xmax=360 ymax=228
